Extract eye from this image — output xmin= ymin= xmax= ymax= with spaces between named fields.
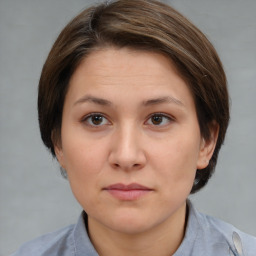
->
xmin=82 ymin=113 xmax=110 ymax=127
xmin=146 ymin=113 xmax=173 ymax=126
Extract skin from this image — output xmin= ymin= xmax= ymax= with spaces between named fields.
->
xmin=55 ymin=47 xmax=218 ymax=256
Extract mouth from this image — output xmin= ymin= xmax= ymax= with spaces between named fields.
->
xmin=103 ymin=183 xmax=153 ymax=201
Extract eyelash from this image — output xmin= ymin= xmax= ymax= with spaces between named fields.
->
xmin=81 ymin=113 xmax=111 ymax=127
xmin=145 ymin=113 xmax=174 ymax=127
xmin=81 ymin=112 xmax=174 ymax=128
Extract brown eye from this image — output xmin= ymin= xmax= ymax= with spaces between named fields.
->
xmin=83 ymin=114 xmax=110 ymax=126
xmin=91 ymin=115 xmax=104 ymax=125
xmin=146 ymin=113 xmax=173 ymax=126
xmin=151 ymin=115 xmax=163 ymax=125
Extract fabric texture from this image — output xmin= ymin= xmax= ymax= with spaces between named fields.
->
xmin=11 ymin=201 xmax=256 ymax=256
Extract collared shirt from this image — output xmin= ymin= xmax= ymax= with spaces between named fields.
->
xmin=11 ymin=201 xmax=256 ymax=256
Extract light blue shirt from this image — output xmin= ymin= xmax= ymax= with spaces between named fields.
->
xmin=11 ymin=201 xmax=256 ymax=256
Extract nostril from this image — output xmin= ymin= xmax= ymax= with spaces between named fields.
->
xmin=111 ymin=162 xmax=143 ymax=170
xmin=113 ymin=163 xmax=120 ymax=168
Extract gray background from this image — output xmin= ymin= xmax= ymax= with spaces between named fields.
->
xmin=0 ymin=0 xmax=255 ymax=255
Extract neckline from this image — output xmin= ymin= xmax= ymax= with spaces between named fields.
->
xmin=75 ymin=200 xmax=199 ymax=256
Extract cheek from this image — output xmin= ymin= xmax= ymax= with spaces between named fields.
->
xmin=150 ymin=135 xmax=200 ymax=168
xmin=64 ymin=143 xmax=107 ymax=212
xmin=149 ymin=135 xmax=199 ymax=188
xmin=62 ymin=127 xmax=109 ymax=171
xmin=65 ymin=148 xmax=107 ymax=184
xmin=61 ymin=133 xmax=110 ymax=197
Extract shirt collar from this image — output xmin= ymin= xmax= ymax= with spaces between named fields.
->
xmin=72 ymin=200 xmax=198 ymax=256
xmin=72 ymin=211 xmax=99 ymax=256
xmin=172 ymin=200 xmax=199 ymax=255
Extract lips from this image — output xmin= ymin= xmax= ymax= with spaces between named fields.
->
xmin=106 ymin=183 xmax=151 ymax=190
xmin=104 ymin=183 xmax=153 ymax=201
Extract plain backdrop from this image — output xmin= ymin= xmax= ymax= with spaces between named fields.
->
xmin=0 ymin=0 xmax=255 ymax=255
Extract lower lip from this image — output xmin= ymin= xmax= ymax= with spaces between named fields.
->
xmin=106 ymin=189 xmax=152 ymax=201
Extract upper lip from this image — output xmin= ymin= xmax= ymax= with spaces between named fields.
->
xmin=104 ymin=183 xmax=152 ymax=191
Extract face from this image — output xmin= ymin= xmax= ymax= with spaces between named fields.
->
xmin=55 ymin=47 xmax=216 ymax=235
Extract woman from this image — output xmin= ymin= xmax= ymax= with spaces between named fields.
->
xmin=12 ymin=0 xmax=256 ymax=255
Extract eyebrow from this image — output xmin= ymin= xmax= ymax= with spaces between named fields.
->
xmin=73 ymin=95 xmax=184 ymax=108
xmin=142 ymin=96 xmax=184 ymax=107
xmin=74 ymin=95 xmax=112 ymax=106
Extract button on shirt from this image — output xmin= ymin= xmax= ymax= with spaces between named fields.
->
xmin=11 ymin=201 xmax=256 ymax=256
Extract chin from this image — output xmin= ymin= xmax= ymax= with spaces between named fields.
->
xmin=111 ymin=221 xmax=152 ymax=235
xmin=104 ymin=211 xmax=158 ymax=235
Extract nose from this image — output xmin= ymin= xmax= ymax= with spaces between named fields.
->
xmin=108 ymin=124 xmax=146 ymax=171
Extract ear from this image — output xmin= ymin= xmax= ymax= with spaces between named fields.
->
xmin=54 ymin=144 xmax=66 ymax=170
xmin=197 ymin=121 xmax=219 ymax=170
xmin=52 ymin=131 xmax=66 ymax=169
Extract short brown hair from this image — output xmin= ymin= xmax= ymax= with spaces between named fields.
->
xmin=38 ymin=0 xmax=230 ymax=193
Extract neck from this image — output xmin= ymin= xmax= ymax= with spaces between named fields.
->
xmin=87 ymin=202 xmax=187 ymax=256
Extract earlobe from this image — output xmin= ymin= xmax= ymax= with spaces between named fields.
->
xmin=52 ymin=131 xmax=66 ymax=169
xmin=197 ymin=122 xmax=219 ymax=170
xmin=54 ymin=145 xmax=66 ymax=169
xmin=54 ymin=144 xmax=63 ymax=162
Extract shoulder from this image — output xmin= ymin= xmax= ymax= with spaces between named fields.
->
xmin=10 ymin=224 xmax=75 ymax=256
xmin=192 ymin=204 xmax=256 ymax=255
xmin=11 ymin=212 xmax=99 ymax=256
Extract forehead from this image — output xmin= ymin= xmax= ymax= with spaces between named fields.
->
xmin=81 ymin=47 xmax=175 ymax=73
xmin=70 ymin=47 xmax=187 ymax=86
xmin=67 ymin=47 xmax=194 ymax=107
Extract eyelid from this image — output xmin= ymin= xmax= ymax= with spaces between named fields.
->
xmin=81 ymin=112 xmax=111 ymax=126
xmin=145 ymin=112 xmax=175 ymax=126
xmin=146 ymin=112 xmax=175 ymax=120
xmin=80 ymin=112 xmax=174 ymax=127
